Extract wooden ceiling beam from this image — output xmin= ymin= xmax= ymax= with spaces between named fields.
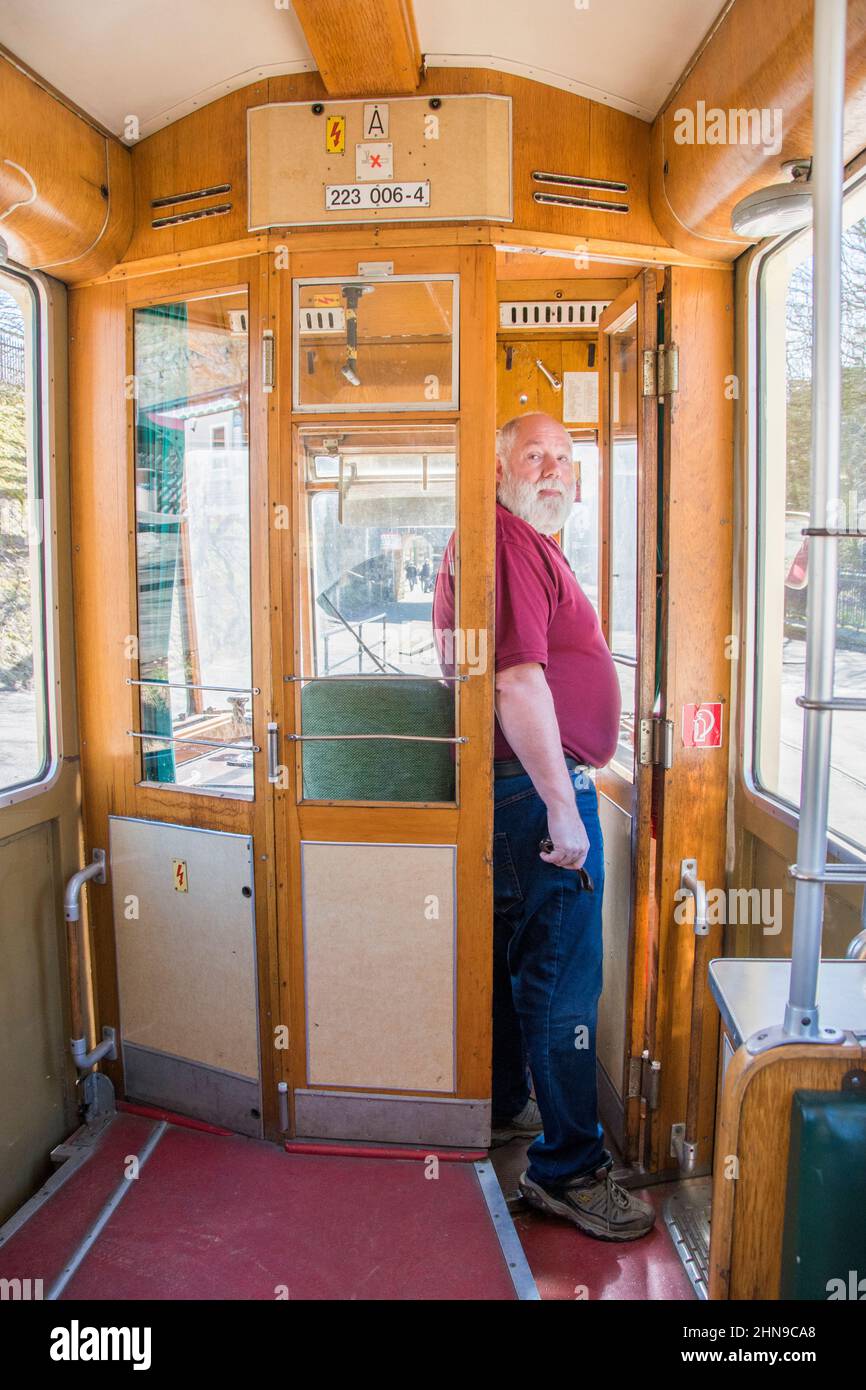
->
xmin=291 ymin=0 xmax=421 ymax=96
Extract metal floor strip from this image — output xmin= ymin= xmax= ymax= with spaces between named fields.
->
xmin=46 ymin=1121 xmax=169 ymax=1301
xmin=474 ymin=1159 xmax=541 ymax=1300
xmin=663 ymin=1177 xmax=712 ymax=1301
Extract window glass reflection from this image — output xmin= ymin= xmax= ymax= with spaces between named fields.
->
xmin=133 ymin=292 xmax=253 ymax=794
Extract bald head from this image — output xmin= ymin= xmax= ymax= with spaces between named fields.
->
xmin=495 ymin=413 xmax=576 ymax=535
xmin=496 ymin=413 xmax=573 ymax=470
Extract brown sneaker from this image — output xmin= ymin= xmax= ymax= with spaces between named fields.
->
xmin=518 ymin=1165 xmax=656 ymax=1242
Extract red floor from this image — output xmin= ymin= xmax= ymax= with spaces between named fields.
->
xmin=0 ymin=1115 xmax=518 ymax=1301
xmin=489 ymin=1134 xmax=696 ymax=1300
xmin=1 ymin=1110 xmax=696 ymax=1300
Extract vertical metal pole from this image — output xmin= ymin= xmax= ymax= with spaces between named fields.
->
xmin=784 ymin=0 xmax=847 ymax=1038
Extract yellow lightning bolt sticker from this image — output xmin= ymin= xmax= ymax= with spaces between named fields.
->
xmin=326 ymin=115 xmax=346 ymax=155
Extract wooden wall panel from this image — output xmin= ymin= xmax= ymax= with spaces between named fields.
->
xmin=650 ymin=0 xmax=866 ymax=260
xmin=0 ymin=55 xmax=132 ymax=282
xmin=124 ymin=67 xmax=665 ymax=266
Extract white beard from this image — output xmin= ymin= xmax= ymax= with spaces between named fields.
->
xmin=497 ymin=467 xmax=574 ymax=535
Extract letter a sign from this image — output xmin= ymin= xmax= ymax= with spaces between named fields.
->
xmin=363 ymin=103 xmax=389 ymax=139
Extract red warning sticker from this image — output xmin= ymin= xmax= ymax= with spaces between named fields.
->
xmin=681 ymin=702 xmax=724 ymax=748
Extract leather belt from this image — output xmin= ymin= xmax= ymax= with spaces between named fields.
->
xmin=494 ymin=755 xmax=591 ymax=779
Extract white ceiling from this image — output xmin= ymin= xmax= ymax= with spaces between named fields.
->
xmin=0 ymin=0 xmax=729 ymax=139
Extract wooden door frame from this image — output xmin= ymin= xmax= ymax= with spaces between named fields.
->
xmin=595 ymin=268 xmax=659 ymax=1163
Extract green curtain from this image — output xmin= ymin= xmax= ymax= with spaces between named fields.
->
xmin=135 ymin=302 xmax=188 ymax=781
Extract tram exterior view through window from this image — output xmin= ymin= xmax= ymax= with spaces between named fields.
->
xmin=2 ymin=0 xmax=866 ymax=1346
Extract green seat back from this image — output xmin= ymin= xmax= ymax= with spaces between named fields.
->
xmin=780 ymin=1087 xmax=866 ymax=1300
xmin=300 ymin=678 xmax=455 ymax=801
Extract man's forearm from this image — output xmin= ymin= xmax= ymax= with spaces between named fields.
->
xmin=494 ymin=664 xmax=575 ymax=813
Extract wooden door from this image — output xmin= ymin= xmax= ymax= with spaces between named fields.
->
xmin=594 ymin=269 xmax=660 ymax=1163
xmin=71 ymin=256 xmax=283 ymax=1139
xmin=593 ymin=265 xmax=734 ymax=1175
xmin=269 ymin=246 xmax=498 ymax=1145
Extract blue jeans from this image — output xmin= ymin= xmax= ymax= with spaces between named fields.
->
xmin=492 ymin=768 xmax=610 ymax=1186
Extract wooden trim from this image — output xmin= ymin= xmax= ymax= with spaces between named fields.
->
xmin=76 ymin=226 xmax=732 ymax=291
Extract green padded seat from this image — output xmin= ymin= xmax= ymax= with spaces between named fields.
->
xmin=300 ymin=678 xmax=455 ymax=801
xmin=780 ymin=1087 xmax=866 ymax=1300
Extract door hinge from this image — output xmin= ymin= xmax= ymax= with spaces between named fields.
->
xmin=639 ymin=716 xmax=673 ymax=768
xmin=628 ymin=1051 xmax=661 ymax=1109
xmin=642 ymin=343 xmax=679 ymax=397
xmin=262 ymin=329 xmax=275 ymax=393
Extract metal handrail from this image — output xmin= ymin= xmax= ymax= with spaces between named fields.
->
xmin=782 ymin=0 xmax=848 ymax=1045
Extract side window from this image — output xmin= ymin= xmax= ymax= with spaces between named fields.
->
xmin=754 ymin=177 xmax=866 ymax=851
xmin=0 ymin=268 xmax=52 ymax=797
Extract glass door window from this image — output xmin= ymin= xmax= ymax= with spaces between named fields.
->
xmin=608 ymin=312 xmax=639 ymax=775
xmin=132 ymin=290 xmax=254 ymax=794
xmin=293 ymin=275 xmax=458 ymax=412
xmin=296 ymin=423 xmax=458 ymax=802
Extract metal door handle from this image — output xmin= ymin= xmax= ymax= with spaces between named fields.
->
xmin=267 ymin=722 xmax=279 ymax=783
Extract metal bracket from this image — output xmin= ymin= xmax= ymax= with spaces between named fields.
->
xmin=627 ymin=1054 xmax=643 ymax=1099
xmin=670 ymin=1122 xmax=697 ymax=1174
xmin=745 ymin=1020 xmax=846 ymax=1054
xmin=642 ymin=344 xmax=679 ymax=397
xmin=639 ymin=716 xmax=673 ymax=767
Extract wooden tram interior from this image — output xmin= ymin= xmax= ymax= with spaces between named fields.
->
xmin=0 ymin=0 xmax=865 ymax=1303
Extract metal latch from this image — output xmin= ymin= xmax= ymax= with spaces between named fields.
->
xmin=639 ymin=717 xmax=673 ymax=767
xmin=642 ymin=343 xmax=679 ymax=397
xmin=670 ymin=1122 xmax=698 ymax=1173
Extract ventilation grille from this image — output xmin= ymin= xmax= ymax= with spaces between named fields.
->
xmin=499 ymin=300 xmax=610 ymax=329
xmin=299 ymin=307 xmax=347 ymax=334
xmin=150 ymin=183 xmax=232 ymax=229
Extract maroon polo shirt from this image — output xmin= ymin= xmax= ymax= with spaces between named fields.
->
xmin=432 ymin=501 xmax=621 ymax=767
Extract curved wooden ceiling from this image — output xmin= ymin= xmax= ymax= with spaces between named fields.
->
xmin=0 ymin=0 xmax=728 ymax=139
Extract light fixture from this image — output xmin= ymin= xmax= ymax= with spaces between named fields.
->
xmin=731 ymin=159 xmax=813 ymax=238
xmin=340 ymin=361 xmax=361 ymax=387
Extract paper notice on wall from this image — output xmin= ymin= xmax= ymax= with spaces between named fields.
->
xmin=563 ymin=371 xmax=599 ymax=424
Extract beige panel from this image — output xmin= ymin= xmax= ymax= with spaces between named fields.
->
xmin=0 ymin=823 xmax=72 ymax=1222
xmin=302 ymin=841 xmax=456 ymax=1091
xmin=110 ymin=817 xmax=259 ymax=1079
xmin=597 ymin=793 xmax=631 ymax=1095
xmin=248 ymin=95 xmax=512 ymax=229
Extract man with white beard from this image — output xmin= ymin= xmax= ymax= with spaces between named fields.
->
xmin=433 ymin=412 xmax=654 ymax=1241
